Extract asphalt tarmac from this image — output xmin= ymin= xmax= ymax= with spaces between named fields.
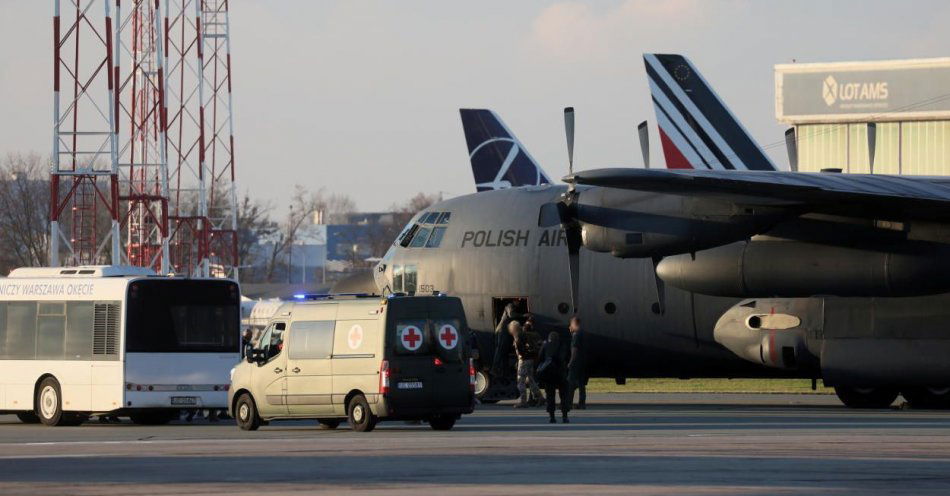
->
xmin=1 ymin=393 xmax=950 ymax=495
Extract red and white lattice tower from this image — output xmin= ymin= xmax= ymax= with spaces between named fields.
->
xmin=51 ymin=0 xmax=122 ymax=267
xmin=113 ymin=0 xmax=170 ymax=273
xmin=164 ymin=0 xmax=238 ymax=279
xmin=199 ymin=0 xmax=239 ymax=279
xmin=53 ymin=0 xmax=236 ymax=278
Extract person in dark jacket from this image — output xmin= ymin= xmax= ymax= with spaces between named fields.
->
xmin=536 ymin=331 xmax=570 ymax=423
xmin=568 ymin=316 xmax=588 ymax=409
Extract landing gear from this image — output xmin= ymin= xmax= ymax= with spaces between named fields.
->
xmin=902 ymin=387 xmax=950 ymax=409
xmin=834 ymin=386 xmax=899 ymax=409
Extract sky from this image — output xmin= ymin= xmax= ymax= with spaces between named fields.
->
xmin=3 ymin=0 xmax=950 ymax=211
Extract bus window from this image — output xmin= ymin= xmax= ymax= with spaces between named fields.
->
xmin=5 ymin=302 xmax=36 ymax=359
xmin=65 ymin=302 xmax=94 ymax=360
xmin=36 ymin=302 xmax=66 ymax=359
xmin=125 ymin=280 xmax=239 ymax=353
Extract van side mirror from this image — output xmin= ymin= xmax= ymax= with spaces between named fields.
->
xmin=248 ymin=349 xmax=265 ymax=364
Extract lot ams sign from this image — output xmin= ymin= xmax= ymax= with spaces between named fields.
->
xmin=776 ymin=58 xmax=950 ymax=123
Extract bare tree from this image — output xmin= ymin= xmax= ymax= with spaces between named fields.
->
xmin=263 ymin=186 xmax=357 ymax=282
xmin=0 ymin=153 xmax=51 ymax=273
xmin=235 ymin=192 xmax=276 ymax=280
xmin=365 ymin=192 xmax=443 ymax=258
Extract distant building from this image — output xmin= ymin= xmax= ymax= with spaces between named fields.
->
xmin=776 ymin=57 xmax=950 ymax=174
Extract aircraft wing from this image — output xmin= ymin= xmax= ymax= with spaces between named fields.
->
xmin=570 ymin=168 xmax=950 ymax=222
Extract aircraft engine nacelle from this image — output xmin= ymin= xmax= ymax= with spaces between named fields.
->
xmin=713 ymin=297 xmax=820 ymax=373
xmin=576 ymin=190 xmax=790 ymax=259
xmin=715 ymin=297 xmax=950 ymax=387
xmin=657 ymin=239 xmax=950 ymax=298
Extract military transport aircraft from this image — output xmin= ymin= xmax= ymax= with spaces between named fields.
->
xmin=370 ymin=53 xmax=950 ymax=409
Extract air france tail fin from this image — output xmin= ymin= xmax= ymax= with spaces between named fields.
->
xmin=643 ymin=53 xmax=778 ymax=171
xmin=460 ymin=109 xmax=552 ymax=192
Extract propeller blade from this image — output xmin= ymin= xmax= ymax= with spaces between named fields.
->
xmin=867 ymin=122 xmax=877 ymax=174
xmin=784 ymin=127 xmax=798 ymax=172
xmin=554 ymin=200 xmax=582 ymax=314
xmin=638 ymin=120 xmax=650 ymax=168
xmin=651 ymin=256 xmax=666 ymax=315
xmin=564 ymin=107 xmax=575 ymax=177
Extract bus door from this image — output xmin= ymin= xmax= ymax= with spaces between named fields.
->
xmin=253 ymin=322 xmax=288 ymax=416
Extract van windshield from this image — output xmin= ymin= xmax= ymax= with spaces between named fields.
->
xmin=125 ymin=280 xmax=240 ymax=353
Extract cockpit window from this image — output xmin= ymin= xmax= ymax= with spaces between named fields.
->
xmin=436 ymin=212 xmax=451 ymax=224
xmin=421 ymin=212 xmax=440 ymax=224
xmin=426 ymin=226 xmax=446 ymax=247
xmin=398 ymin=224 xmax=419 ymax=248
xmin=409 ymin=227 xmax=431 ymax=248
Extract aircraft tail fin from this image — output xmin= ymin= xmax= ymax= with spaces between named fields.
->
xmin=460 ymin=109 xmax=552 ymax=191
xmin=643 ymin=53 xmax=778 ymax=171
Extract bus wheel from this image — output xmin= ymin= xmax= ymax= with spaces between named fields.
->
xmin=129 ymin=411 xmax=175 ymax=425
xmin=235 ymin=393 xmax=261 ymax=431
xmin=902 ymin=387 xmax=950 ymax=409
xmin=347 ymin=395 xmax=377 ymax=432
xmin=36 ymin=377 xmax=69 ymax=426
xmin=834 ymin=386 xmax=899 ymax=408
xmin=318 ymin=419 xmax=341 ymax=430
xmin=428 ymin=416 xmax=456 ymax=431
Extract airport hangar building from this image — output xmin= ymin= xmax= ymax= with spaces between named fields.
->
xmin=776 ymin=57 xmax=950 ymax=174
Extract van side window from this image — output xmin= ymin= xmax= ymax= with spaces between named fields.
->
xmin=260 ymin=322 xmax=285 ymax=361
xmin=288 ymin=321 xmax=334 ymax=359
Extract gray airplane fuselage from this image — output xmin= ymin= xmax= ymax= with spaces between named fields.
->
xmin=375 ymin=185 xmax=784 ymax=379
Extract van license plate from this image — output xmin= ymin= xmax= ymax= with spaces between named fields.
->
xmin=397 ymin=381 xmax=423 ymax=390
xmin=171 ymin=396 xmax=198 ymax=406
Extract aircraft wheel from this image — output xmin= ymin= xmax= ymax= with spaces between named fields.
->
xmin=834 ymin=386 xmax=899 ymax=408
xmin=474 ymin=371 xmax=491 ymax=399
xmin=348 ymin=394 xmax=377 ymax=432
xmin=902 ymin=387 xmax=950 ymax=409
xmin=235 ymin=393 xmax=262 ymax=431
xmin=16 ymin=412 xmax=40 ymax=424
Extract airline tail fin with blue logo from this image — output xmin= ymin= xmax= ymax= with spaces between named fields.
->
xmin=459 ymin=109 xmax=552 ymax=192
xmin=643 ymin=53 xmax=778 ymax=171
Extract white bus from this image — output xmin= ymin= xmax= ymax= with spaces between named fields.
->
xmin=0 ymin=266 xmax=241 ymax=426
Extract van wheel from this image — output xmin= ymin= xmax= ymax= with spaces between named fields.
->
xmin=428 ymin=416 xmax=456 ymax=431
xmin=834 ymin=386 xmax=899 ymax=408
xmin=129 ymin=411 xmax=175 ymax=425
xmin=16 ymin=412 xmax=40 ymax=424
xmin=318 ymin=419 xmax=341 ymax=430
xmin=235 ymin=393 xmax=261 ymax=431
xmin=348 ymin=395 xmax=377 ymax=432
